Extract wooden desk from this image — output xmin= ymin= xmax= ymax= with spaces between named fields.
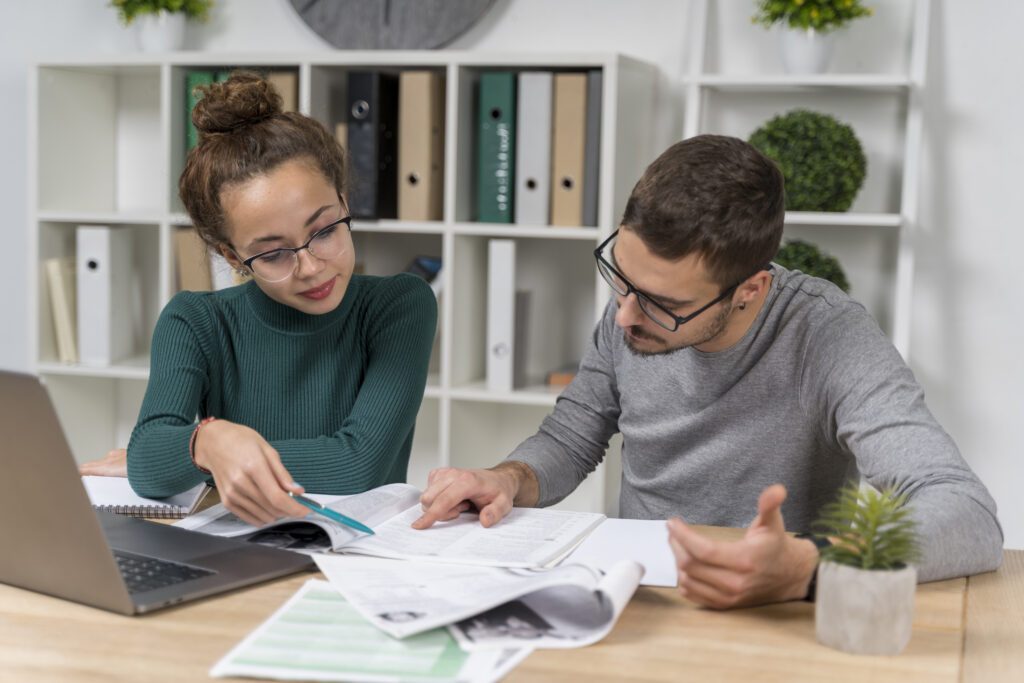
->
xmin=1 ymin=527 xmax=1020 ymax=682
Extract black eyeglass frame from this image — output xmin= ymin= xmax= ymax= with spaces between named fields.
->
xmin=239 ymin=215 xmax=353 ymax=277
xmin=594 ymin=229 xmax=768 ymax=332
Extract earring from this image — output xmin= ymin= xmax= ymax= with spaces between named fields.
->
xmin=738 ymin=302 xmax=747 ymax=311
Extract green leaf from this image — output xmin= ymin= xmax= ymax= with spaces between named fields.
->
xmin=813 ymin=482 xmax=921 ymax=570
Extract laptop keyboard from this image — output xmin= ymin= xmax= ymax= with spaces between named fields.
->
xmin=114 ymin=550 xmax=215 ymax=594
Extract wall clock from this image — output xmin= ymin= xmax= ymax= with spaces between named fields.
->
xmin=289 ymin=0 xmax=499 ymax=50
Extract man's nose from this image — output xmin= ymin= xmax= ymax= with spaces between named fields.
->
xmin=614 ymin=292 xmax=646 ymax=328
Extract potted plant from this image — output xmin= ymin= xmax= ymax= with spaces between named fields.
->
xmin=774 ymin=239 xmax=850 ymax=293
xmin=748 ymin=108 xmax=866 ymax=212
xmin=751 ymin=0 xmax=874 ymax=73
xmin=109 ymin=0 xmax=214 ymax=52
xmin=812 ymin=483 xmax=921 ymax=655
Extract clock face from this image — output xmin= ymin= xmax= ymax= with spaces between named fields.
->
xmin=289 ymin=0 xmax=499 ymax=50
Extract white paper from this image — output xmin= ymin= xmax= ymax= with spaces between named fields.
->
xmin=210 ymin=578 xmax=530 ymax=683
xmin=346 ymin=505 xmax=605 ymax=568
xmin=314 ymin=554 xmax=644 ymax=649
xmin=563 ymin=518 xmax=677 ymax=587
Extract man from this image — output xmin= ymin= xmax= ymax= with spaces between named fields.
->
xmin=414 ymin=135 xmax=1002 ymax=608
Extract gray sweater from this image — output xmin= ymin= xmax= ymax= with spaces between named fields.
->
xmin=508 ymin=266 xmax=1002 ymax=581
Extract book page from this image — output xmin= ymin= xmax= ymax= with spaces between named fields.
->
xmin=210 ymin=578 xmax=529 ymax=683
xmin=344 ymin=506 xmax=606 ymax=568
xmin=314 ymin=554 xmax=643 ymax=646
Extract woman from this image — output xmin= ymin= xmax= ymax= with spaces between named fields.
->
xmin=80 ymin=71 xmax=437 ymax=527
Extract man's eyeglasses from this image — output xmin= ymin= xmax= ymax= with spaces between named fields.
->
xmin=594 ymin=229 xmax=747 ymax=332
xmin=237 ymin=216 xmax=352 ymax=283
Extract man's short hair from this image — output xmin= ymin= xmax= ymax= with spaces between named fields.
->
xmin=620 ymin=135 xmax=786 ymax=288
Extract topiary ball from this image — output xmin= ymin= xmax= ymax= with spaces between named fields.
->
xmin=749 ymin=109 xmax=867 ymax=212
xmin=775 ymin=239 xmax=850 ymax=292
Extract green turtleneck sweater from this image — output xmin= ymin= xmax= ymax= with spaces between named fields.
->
xmin=126 ymin=273 xmax=437 ymax=498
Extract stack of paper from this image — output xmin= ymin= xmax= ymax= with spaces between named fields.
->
xmin=196 ymin=482 xmax=661 ymax=681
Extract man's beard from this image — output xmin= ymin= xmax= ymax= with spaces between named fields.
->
xmin=623 ymin=302 xmax=732 ymax=357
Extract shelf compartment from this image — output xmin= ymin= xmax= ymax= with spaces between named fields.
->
xmin=36 ymin=65 xmax=163 ymax=215
xmin=449 ymin=235 xmax=597 ymax=391
xmin=694 ymin=88 xmax=908 ymax=215
xmin=36 ymin=221 xmax=161 ymax=371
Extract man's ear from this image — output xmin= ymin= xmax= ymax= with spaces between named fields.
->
xmin=736 ymin=268 xmax=773 ymax=307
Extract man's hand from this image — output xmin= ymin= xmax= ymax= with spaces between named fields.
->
xmin=193 ymin=419 xmax=309 ymax=527
xmin=667 ymin=484 xmax=819 ymax=609
xmin=78 ymin=448 xmax=128 ymax=477
xmin=412 ymin=461 xmax=539 ymax=530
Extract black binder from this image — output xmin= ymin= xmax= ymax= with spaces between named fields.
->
xmin=346 ymin=71 xmax=399 ymax=219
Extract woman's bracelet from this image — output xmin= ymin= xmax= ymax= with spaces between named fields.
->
xmin=189 ymin=416 xmax=217 ymax=474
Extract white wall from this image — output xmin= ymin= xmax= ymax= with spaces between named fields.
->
xmin=1 ymin=0 xmax=1020 ymax=548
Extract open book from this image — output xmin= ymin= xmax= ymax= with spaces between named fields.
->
xmin=314 ymin=553 xmax=645 ymax=649
xmin=176 ymin=483 xmax=605 ymax=569
xmin=82 ymin=476 xmax=210 ymax=519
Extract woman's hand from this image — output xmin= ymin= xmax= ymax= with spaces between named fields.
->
xmin=78 ymin=448 xmax=128 ymax=477
xmin=192 ymin=419 xmax=310 ymax=526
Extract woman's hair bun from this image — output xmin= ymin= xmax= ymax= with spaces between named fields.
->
xmin=191 ymin=70 xmax=283 ymax=135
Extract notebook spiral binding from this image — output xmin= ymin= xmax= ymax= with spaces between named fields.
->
xmin=96 ymin=504 xmax=188 ymax=519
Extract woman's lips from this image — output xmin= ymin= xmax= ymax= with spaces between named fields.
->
xmin=299 ymin=277 xmax=336 ymax=300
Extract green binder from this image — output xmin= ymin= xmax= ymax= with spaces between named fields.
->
xmin=185 ymin=71 xmax=215 ymax=152
xmin=476 ymin=72 xmax=517 ymax=223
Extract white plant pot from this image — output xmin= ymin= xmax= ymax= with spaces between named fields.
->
xmin=135 ymin=11 xmax=187 ymax=53
xmin=815 ymin=560 xmax=917 ymax=655
xmin=780 ymin=28 xmax=837 ymax=75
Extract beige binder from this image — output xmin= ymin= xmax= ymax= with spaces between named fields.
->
xmin=398 ymin=71 xmax=445 ymax=221
xmin=550 ymin=72 xmax=587 ymax=227
xmin=266 ymin=71 xmax=298 ymax=112
xmin=174 ymin=228 xmax=213 ymax=292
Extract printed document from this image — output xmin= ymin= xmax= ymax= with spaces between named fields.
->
xmin=314 ymin=553 xmax=644 ymax=649
xmin=210 ymin=579 xmax=529 ymax=682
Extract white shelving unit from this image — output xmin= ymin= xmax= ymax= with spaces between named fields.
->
xmin=28 ymin=51 xmax=658 ymax=515
xmin=682 ymin=0 xmax=929 ymax=358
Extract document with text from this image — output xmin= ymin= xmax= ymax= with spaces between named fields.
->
xmin=176 ymin=483 xmax=606 ymax=568
xmin=314 ymin=553 xmax=645 ymax=649
xmin=210 ymin=579 xmax=530 ymax=683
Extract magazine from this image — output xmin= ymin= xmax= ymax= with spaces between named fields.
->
xmin=314 ymin=553 xmax=645 ymax=649
xmin=176 ymin=483 xmax=605 ymax=569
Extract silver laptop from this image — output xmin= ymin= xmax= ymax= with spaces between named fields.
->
xmin=0 ymin=370 xmax=313 ymax=614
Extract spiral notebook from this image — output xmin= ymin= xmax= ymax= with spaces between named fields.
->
xmin=82 ymin=476 xmax=210 ymax=519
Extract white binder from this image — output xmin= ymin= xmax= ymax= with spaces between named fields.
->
xmin=76 ymin=225 xmax=132 ymax=366
xmin=514 ymin=71 xmax=553 ymax=226
xmin=487 ymin=239 xmax=520 ymax=392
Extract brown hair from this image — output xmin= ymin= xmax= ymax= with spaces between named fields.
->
xmin=178 ymin=70 xmax=347 ymax=248
xmin=620 ymin=135 xmax=785 ymax=288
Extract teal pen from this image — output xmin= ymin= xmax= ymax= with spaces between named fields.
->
xmin=288 ymin=491 xmax=375 ymax=535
